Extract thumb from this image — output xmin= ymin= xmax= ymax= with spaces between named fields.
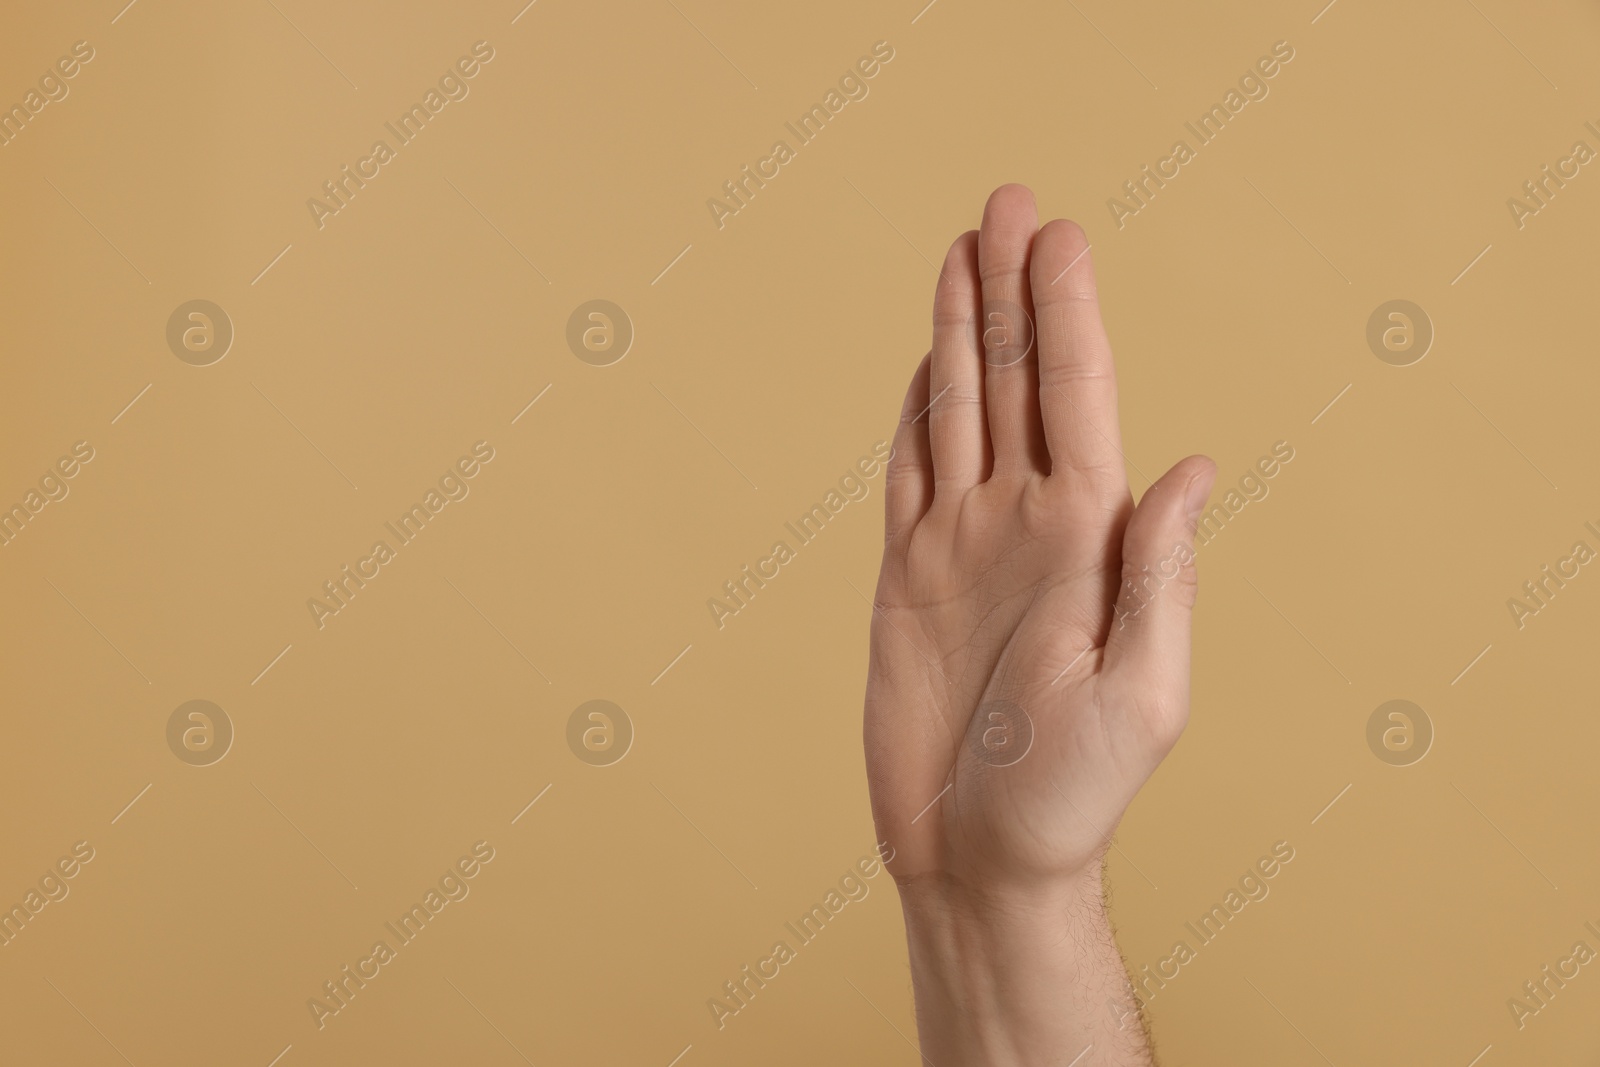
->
xmin=1101 ymin=455 xmax=1217 ymax=731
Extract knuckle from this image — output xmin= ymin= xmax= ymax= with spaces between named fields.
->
xmin=978 ymin=261 xmax=1025 ymax=285
xmin=931 ymin=390 xmax=984 ymax=412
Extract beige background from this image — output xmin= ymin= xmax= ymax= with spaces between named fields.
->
xmin=2 ymin=0 xmax=1598 ymax=1063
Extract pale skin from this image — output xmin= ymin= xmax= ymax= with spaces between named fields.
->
xmin=865 ymin=184 xmax=1217 ymax=1065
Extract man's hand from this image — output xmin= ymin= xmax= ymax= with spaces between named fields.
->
xmin=864 ymin=184 xmax=1215 ymax=1065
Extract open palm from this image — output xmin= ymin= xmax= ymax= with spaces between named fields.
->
xmin=865 ymin=185 xmax=1215 ymax=893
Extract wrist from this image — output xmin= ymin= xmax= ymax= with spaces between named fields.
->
xmin=896 ymin=864 xmax=1152 ymax=1066
xmin=897 ymin=864 xmax=1107 ymax=948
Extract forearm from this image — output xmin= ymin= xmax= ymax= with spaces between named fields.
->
xmin=899 ymin=864 xmax=1152 ymax=1067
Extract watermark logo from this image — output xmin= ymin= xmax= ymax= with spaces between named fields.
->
xmin=968 ymin=299 xmax=1035 ymax=368
xmin=166 ymin=700 xmax=233 ymax=766
xmin=0 ymin=440 xmax=95 ymax=549
xmin=0 ymin=840 xmax=95 ymax=949
xmin=1131 ymin=840 xmax=1297 ymax=1007
xmin=1365 ymin=300 xmax=1431 ymax=366
xmin=0 ymin=40 xmax=96 ymax=151
xmin=706 ymin=844 xmax=893 ymax=1030
xmin=1194 ymin=440 xmax=1295 ymax=549
xmin=1365 ymin=699 xmax=1432 ymax=766
xmin=306 ymin=42 xmax=496 ymax=230
xmin=306 ymin=840 xmax=496 ymax=1029
xmin=1507 ymin=524 xmax=1597 ymax=630
xmin=166 ymin=300 xmax=233 ymax=366
xmin=307 ymin=441 xmax=497 ymax=630
xmin=968 ymin=699 xmax=1034 ymax=767
xmin=1507 ymin=123 xmax=1599 ymax=231
xmin=567 ymin=699 xmax=633 ymax=766
xmin=1107 ymin=40 xmax=1296 ymax=229
xmin=707 ymin=441 xmax=891 ymax=631
xmin=1508 ymin=923 xmax=1600 ymax=1030
xmin=566 ymin=300 xmax=633 ymax=366
xmin=705 ymin=41 xmax=896 ymax=231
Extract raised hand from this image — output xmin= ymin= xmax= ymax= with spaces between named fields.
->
xmin=864 ymin=184 xmax=1215 ymax=1065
